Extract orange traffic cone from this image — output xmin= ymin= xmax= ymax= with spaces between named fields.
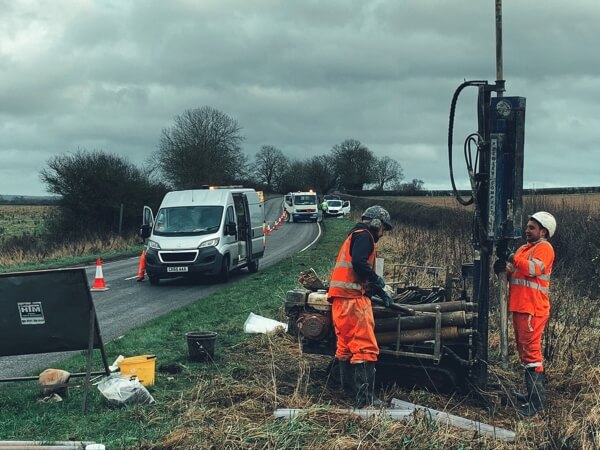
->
xmin=136 ymin=250 xmax=146 ymax=282
xmin=90 ymin=258 xmax=109 ymax=291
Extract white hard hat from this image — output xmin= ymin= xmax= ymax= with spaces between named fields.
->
xmin=529 ymin=211 xmax=557 ymax=238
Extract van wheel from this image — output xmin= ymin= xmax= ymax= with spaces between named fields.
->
xmin=218 ymin=256 xmax=230 ymax=283
xmin=149 ymin=275 xmax=160 ymax=286
xmin=247 ymin=259 xmax=259 ymax=273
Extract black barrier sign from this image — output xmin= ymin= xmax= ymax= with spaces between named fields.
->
xmin=0 ymin=268 xmax=102 ymax=356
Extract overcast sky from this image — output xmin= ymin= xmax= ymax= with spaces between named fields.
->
xmin=1 ymin=1 xmax=599 ymax=196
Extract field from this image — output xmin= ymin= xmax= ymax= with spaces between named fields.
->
xmin=372 ymin=193 xmax=600 ymax=211
xmin=0 ymin=204 xmax=140 ymax=271
xmin=0 ymin=204 xmax=55 ymax=241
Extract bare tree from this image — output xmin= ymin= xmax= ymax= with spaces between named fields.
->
xmin=399 ymin=178 xmax=425 ymax=194
xmin=373 ymin=156 xmax=404 ymax=190
xmin=155 ymin=107 xmax=246 ymax=189
xmin=252 ymin=145 xmax=289 ymax=192
xmin=330 ymin=139 xmax=376 ymax=191
xmin=278 ymin=160 xmax=311 ymax=194
xmin=305 ymin=155 xmax=337 ymax=195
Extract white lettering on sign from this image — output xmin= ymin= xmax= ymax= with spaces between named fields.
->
xmin=17 ymin=301 xmax=45 ymax=325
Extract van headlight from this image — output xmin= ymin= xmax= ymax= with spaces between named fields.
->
xmin=148 ymin=240 xmax=161 ymax=250
xmin=199 ymin=238 xmax=219 ymax=248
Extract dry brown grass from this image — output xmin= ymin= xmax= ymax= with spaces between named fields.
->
xmin=149 ymin=194 xmax=599 ymax=449
xmin=151 ymin=325 xmax=600 ymax=449
xmin=154 ymin=332 xmax=527 ymax=450
xmin=375 ymin=192 xmax=600 ymax=212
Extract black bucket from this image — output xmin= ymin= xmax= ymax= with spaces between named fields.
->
xmin=186 ymin=331 xmax=217 ymax=362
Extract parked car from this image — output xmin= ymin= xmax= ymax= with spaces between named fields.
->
xmin=324 ymin=199 xmax=351 ymax=217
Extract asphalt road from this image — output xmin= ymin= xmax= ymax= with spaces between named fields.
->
xmin=0 ymin=197 xmax=321 ymax=379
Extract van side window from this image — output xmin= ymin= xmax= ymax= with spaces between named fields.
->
xmin=226 ymin=206 xmax=236 ymax=224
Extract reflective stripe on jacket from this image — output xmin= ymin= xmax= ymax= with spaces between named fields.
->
xmin=508 ymin=239 xmax=555 ymax=316
xmin=327 ymin=229 xmax=376 ymax=299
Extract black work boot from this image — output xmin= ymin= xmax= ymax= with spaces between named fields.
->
xmin=338 ymin=359 xmax=356 ymax=399
xmin=518 ymin=368 xmax=546 ymax=417
xmin=353 ymin=362 xmax=383 ymax=408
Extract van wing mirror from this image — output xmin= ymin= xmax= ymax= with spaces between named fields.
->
xmin=225 ymin=222 xmax=237 ymax=236
xmin=343 ymin=201 xmax=350 ymax=208
xmin=140 ymin=223 xmax=151 ymax=239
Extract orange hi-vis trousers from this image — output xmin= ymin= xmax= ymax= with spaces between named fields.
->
xmin=331 ymin=296 xmax=379 ymax=363
xmin=512 ymin=312 xmax=549 ymax=373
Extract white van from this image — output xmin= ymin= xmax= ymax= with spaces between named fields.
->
xmin=324 ymin=199 xmax=351 ymax=217
xmin=282 ymin=191 xmax=319 ymax=222
xmin=140 ymin=187 xmax=265 ymax=285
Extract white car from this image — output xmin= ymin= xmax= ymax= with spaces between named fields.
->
xmin=324 ymin=199 xmax=351 ymax=217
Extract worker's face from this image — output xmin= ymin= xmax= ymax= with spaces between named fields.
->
xmin=525 ymin=220 xmax=546 ymax=243
xmin=376 ymin=227 xmax=384 ymax=242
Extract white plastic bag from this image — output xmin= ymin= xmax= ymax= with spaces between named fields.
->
xmin=244 ymin=312 xmax=288 ymax=334
xmin=97 ymin=374 xmax=155 ymax=406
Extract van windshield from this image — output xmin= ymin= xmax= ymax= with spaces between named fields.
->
xmin=153 ymin=206 xmax=223 ymax=236
xmin=294 ymin=195 xmax=317 ymax=205
xmin=327 ymin=200 xmax=342 ymax=207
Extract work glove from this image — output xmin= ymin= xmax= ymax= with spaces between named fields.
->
xmin=507 ymin=253 xmax=515 ymax=263
xmin=381 ymin=292 xmax=394 ymax=308
xmin=493 ymin=258 xmax=507 ymax=275
xmin=372 ymin=275 xmax=386 ymax=290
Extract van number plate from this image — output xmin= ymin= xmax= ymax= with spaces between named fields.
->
xmin=167 ymin=266 xmax=189 ymax=273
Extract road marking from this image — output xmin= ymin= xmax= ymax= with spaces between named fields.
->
xmin=299 ymin=222 xmax=322 ymax=253
xmin=125 ymin=275 xmax=138 ymax=280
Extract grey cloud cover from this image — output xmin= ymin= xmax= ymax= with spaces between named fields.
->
xmin=1 ymin=0 xmax=599 ymax=195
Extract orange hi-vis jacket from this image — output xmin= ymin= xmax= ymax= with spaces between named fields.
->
xmin=508 ymin=239 xmax=555 ymax=317
xmin=328 ymin=229 xmax=376 ymax=299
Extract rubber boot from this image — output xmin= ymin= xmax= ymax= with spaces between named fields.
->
xmin=518 ymin=368 xmax=546 ymax=417
xmin=338 ymin=359 xmax=356 ymax=399
xmin=353 ymin=362 xmax=383 ymax=408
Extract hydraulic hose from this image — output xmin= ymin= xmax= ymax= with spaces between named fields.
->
xmin=448 ymin=80 xmax=488 ymax=206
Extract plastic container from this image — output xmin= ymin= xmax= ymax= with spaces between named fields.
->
xmin=186 ymin=331 xmax=217 ymax=362
xmin=119 ymin=355 xmax=156 ymax=386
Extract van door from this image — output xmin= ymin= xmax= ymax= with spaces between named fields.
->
xmin=140 ymin=205 xmax=155 ymax=239
xmin=243 ymin=192 xmax=265 ymax=260
xmin=143 ymin=206 xmax=154 ymax=227
xmin=223 ymin=204 xmax=240 ymax=263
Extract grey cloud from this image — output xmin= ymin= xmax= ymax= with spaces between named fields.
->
xmin=1 ymin=0 xmax=600 ymax=195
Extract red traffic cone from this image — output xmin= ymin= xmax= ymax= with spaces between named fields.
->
xmin=136 ymin=250 xmax=146 ymax=282
xmin=90 ymin=258 xmax=109 ymax=291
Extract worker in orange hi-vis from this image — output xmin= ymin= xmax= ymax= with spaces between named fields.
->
xmin=327 ymin=205 xmax=393 ymax=408
xmin=136 ymin=250 xmax=146 ymax=282
xmin=495 ymin=211 xmax=556 ymax=417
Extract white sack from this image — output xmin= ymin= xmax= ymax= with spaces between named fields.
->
xmin=244 ymin=312 xmax=288 ymax=334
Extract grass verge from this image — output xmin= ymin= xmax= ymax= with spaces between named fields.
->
xmin=0 ymin=218 xmax=347 ymax=449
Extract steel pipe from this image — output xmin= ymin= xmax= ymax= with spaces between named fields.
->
xmin=376 ymin=327 xmax=473 ymax=344
xmin=374 ymin=311 xmax=476 ymax=332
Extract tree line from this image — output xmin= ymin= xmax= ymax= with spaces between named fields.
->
xmin=39 ymin=106 xmax=420 ymax=236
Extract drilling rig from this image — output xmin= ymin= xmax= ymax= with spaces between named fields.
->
xmin=284 ymin=0 xmax=524 ymax=392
